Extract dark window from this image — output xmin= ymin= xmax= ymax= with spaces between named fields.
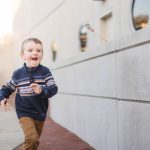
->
xmin=132 ymin=0 xmax=150 ymax=30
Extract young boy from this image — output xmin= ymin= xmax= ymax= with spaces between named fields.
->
xmin=0 ymin=38 xmax=58 ymax=150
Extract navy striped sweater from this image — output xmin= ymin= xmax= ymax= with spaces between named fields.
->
xmin=0 ymin=63 xmax=58 ymax=121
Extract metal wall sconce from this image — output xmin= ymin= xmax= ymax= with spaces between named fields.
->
xmin=51 ymin=41 xmax=58 ymax=61
xmin=79 ymin=24 xmax=94 ymax=52
xmin=79 ymin=25 xmax=87 ymax=52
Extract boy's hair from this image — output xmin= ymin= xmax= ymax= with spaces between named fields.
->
xmin=21 ymin=38 xmax=43 ymax=53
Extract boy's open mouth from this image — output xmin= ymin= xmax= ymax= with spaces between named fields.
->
xmin=31 ymin=57 xmax=38 ymax=61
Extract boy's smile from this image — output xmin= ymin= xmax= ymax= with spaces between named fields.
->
xmin=31 ymin=57 xmax=38 ymax=61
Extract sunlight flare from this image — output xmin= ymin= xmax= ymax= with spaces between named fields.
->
xmin=0 ymin=0 xmax=19 ymax=44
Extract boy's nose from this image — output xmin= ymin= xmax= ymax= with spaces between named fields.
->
xmin=33 ymin=51 xmax=38 ymax=55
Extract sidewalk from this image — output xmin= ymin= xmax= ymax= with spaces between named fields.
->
xmin=0 ymin=106 xmax=95 ymax=150
xmin=0 ymin=106 xmax=24 ymax=150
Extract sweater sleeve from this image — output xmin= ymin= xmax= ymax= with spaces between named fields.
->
xmin=0 ymin=75 xmax=17 ymax=101
xmin=40 ymin=69 xmax=58 ymax=99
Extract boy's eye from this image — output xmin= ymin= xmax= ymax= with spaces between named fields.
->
xmin=37 ymin=49 xmax=42 ymax=52
xmin=28 ymin=49 xmax=32 ymax=52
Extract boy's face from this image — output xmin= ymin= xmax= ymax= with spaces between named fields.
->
xmin=21 ymin=41 xmax=43 ymax=68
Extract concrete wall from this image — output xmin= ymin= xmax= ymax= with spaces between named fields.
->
xmin=10 ymin=0 xmax=150 ymax=149
xmin=51 ymin=28 xmax=150 ymax=150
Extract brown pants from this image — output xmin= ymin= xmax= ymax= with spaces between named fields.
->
xmin=19 ymin=117 xmax=44 ymax=150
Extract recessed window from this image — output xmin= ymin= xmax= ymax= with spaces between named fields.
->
xmin=132 ymin=0 xmax=150 ymax=30
xmin=100 ymin=11 xmax=113 ymax=43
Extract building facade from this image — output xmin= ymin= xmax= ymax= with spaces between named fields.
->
xmin=6 ymin=0 xmax=150 ymax=149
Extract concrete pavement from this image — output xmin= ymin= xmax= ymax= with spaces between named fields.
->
xmin=0 ymin=106 xmax=24 ymax=150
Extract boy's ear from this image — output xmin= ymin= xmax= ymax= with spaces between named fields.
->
xmin=20 ymin=52 xmax=25 ymax=60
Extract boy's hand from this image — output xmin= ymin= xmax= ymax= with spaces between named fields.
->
xmin=0 ymin=99 xmax=11 ymax=111
xmin=30 ymin=83 xmax=42 ymax=94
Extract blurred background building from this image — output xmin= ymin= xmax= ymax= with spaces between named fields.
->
xmin=0 ymin=0 xmax=150 ymax=149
